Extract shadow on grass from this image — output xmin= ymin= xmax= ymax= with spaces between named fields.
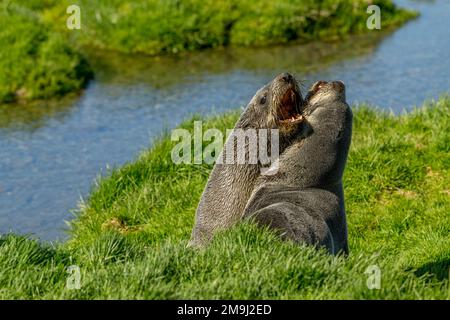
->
xmin=414 ymin=257 xmax=450 ymax=281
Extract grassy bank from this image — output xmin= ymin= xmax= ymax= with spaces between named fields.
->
xmin=1 ymin=97 xmax=449 ymax=299
xmin=60 ymin=0 xmax=417 ymax=54
xmin=0 ymin=5 xmax=92 ymax=104
xmin=1 ymin=0 xmax=416 ymax=103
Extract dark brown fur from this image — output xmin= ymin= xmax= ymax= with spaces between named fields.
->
xmin=189 ymin=73 xmax=306 ymax=247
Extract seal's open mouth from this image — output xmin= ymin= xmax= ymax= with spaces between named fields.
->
xmin=277 ymin=88 xmax=303 ymax=125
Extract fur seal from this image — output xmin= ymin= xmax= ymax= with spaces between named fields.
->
xmin=189 ymin=73 xmax=306 ymax=247
xmin=243 ymin=80 xmax=353 ymax=255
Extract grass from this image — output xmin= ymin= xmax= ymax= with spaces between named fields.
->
xmin=9 ymin=0 xmax=419 ymax=55
xmin=60 ymin=0 xmax=417 ymax=55
xmin=0 ymin=3 xmax=93 ymax=104
xmin=1 ymin=97 xmax=449 ymax=299
xmin=1 ymin=0 xmax=416 ymax=103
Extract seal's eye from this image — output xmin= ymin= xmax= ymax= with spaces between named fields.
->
xmin=259 ymin=95 xmax=267 ymax=105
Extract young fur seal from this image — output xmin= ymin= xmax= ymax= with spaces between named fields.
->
xmin=243 ymin=80 xmax=353 ymax=255
xmin=189 ymin=73 xmax=306 ymax=247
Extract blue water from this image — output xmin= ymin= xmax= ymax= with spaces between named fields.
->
xmin=0 ymin=0 xmax=449 ymax=241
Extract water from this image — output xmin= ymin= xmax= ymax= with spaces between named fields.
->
xmin=0 ymin=0 xmax=449 ymax=241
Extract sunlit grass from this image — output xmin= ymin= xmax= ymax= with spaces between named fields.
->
xmin=0 ymin=5 xmax=92 ymax=104
xmin=0 ymin=0 xmax=416 ymax=103
xmin=1 ymin=97 xmax=449 ymax=299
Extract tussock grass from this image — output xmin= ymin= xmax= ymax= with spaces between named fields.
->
xmin=1 ymin=97 xmax=449 ymax=299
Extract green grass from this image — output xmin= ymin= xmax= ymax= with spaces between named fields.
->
xmin=0 ymin=3 xmax=92 ymax=104
xmin=1 ymin=97 xmax=449 ymax=299
xmin=38 ymin=0 xmax=416 ymax=55
xmin=1 ymin=0 xmax=416 ymax=103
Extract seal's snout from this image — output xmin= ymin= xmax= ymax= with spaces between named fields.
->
xmin=275 ymin=74 xmax=304 ymax=126
xmin=304 ymin=80 xmax=347 ymax=111
xmin=279 ymin=72 xmax=295 ymax=84
xmin=310 ymin=81 xmax=328 ymax=95
xmin=306 ymin=80 xmax=346 ymax=100
xmin=332 ymin=80 xmax=345 ymax=92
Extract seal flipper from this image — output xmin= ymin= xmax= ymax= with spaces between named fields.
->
xmin=246 ymin=201 xmax=335 ymax=254
xmin=243 ymin=186 xmax=343 ymax=255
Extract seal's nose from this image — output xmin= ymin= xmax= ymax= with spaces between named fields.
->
xmin=280 ymin=72 xmax=294 ymax=83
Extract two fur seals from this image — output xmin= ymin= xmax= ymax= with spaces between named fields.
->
xmin=189 ymin=73 xmax=306 ymax=247
xmin=243 ymin=81 xmax=353 ymax=255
